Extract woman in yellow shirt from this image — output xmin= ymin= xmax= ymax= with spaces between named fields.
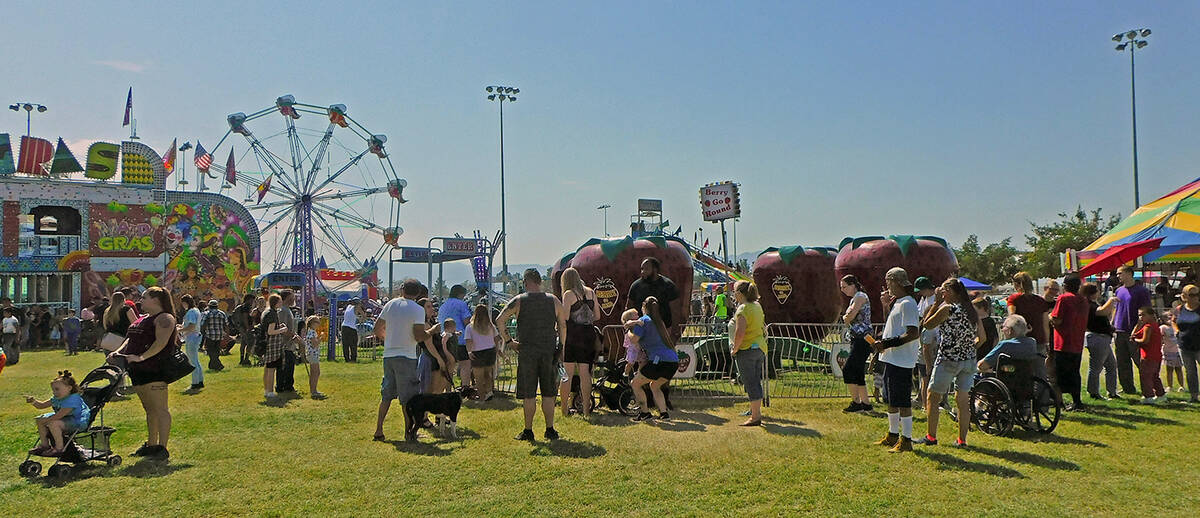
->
xmin=730 ymin=280 xmax=767 ymax=426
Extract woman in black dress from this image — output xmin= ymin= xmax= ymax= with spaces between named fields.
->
xmin=559 ymin=268 xmax=599 ymax=416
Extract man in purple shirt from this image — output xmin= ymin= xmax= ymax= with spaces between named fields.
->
xmin=1110 ymin=265 xmax=1150 ymax=396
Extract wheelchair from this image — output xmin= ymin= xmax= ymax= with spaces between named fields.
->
xmin=969 ymin=353 xmax=1061 ymax=436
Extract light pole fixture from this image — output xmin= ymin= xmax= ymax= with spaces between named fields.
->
xmin=1113 ymin=28 xmax=1151 ymax=209
xmin=9 ymin=102 xmax=48 ymax=136
xmin=177 ymin=141 xmax=192 ymax=188
xmin=486 ymin=84 xmax=519 ymax=291
xmin=597 ymin=204 xmax=612 ymax=236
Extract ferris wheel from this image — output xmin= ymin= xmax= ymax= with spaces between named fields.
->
xmin=202 ymin=94 xmax=407 ymax=303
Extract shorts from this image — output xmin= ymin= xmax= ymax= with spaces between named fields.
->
xmin=264 ymin=358 xmax=283 ymax=369
xmin=883 ymin=362 xmax=913 ymax=408
xmin=1164 ymin=351 xmax=1183 ymax=368
xmin=515 ymin=351 xmax=558 ymax=399
xmin=842 ymin=336 xmax=871 ymax=385
xmin=128 ymin=367 xmax=172 ymax=386
xmin=452 ymin=344 xmax=470 ymax=362
xmin=471 ymin=347 xmax=497 ymax=368
xmin=306 ymin=349 xmax=321 ymax=364
xmin=381 ymin=356 xmax=420 ymax=404
xmin=640 ymin=360 xmax=679 ymax=381
xmin=735 ymin=348 xmax=765 ymax=401
xmin=929 ymin=358 xmax=977 ymax=394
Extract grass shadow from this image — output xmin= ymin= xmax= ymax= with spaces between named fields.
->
xmin=1060 ymin=414 xmax=1137 ymax=430
xmin=386 ymin=439 xmax=453 ymax=457
xmin=761 ymin=422 xmax=822 ymax=438
xmin=530 ymin=439 xmax=606 ymax=459
xmin=469 ymin=396 xmax=521 ymax=412
xmin=118 ymin=460 xmax=194 ymax=479
xmin=1009 ymin=430 xmax=1108 ymax=448
xmin=258 ymin=392 xmax=303 ymax=408
xmin=675 ymin=411 xmax=729 ymax=426
xmin=968 ymin=445 xmax=1080 ymax=471
xmin=646 ymin=419 xmax=705 ymax=432
xmin=583 ymin=413 xmax=637 ymax=428
xmin=1082 ymin=406 xmax=1182 ymax=425
xmin=914 ymin=451 xmax=1025 ymax=479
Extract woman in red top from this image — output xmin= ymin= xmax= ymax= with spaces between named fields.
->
xmin=1007 ymin=272 xmax=1051 ymax=349
xmin=1133 ymin=306 xmax=1166 ymax=404
xmin=109 ymin=287 xmax=179 ymax=460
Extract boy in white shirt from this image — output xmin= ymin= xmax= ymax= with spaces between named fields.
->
xmin=871 ymin=268 xmax=922 ymax=453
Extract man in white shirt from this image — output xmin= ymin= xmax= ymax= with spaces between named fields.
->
xmin=871 ymin=267 xmax=922 ymax=453
xmin=373 ymin=279 xmax=434 ymax=442
xmin=342 ymin=298 xmax=362 ymax=363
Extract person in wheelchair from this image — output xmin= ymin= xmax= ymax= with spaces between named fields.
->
xmin=978 ymin=315 xmax=1042 ymax=376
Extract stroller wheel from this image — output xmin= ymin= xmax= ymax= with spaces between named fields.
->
xmin=19 ymin=460 xmax=41 ymax=478
xmin=616 ymin=387 xmax=638 ymax=416
xmin=48 ymin=464 xmax=72 ymax=480
xmin=107 ymin=455 xmax=122 ymax=467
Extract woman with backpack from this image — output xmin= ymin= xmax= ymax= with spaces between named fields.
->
xmin=559 ymin=267 xmax=600 ymax=416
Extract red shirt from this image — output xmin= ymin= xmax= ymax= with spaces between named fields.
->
xmin=1050 ymin=292 xmax=1088 ymax=354
xmin=1133 ymin=322 xmax=1163 ymax=362
xmin=1007 ymin=293 xmax=1051 ymax=345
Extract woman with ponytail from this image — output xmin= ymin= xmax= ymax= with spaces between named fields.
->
xmin=628 ymin=296 xmax=679 ymax=422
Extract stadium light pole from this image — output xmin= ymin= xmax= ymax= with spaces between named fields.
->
xmin=9 ymin=102 xmax=48 ymax=136
xmin=597 ymin=204 xmax=612 ymax=236
xmin=1113 ymin=28 xmax=1151 ymax=210
xmin=178 ymin=141 xmax=192 ymax=190
xmin=486 ymin=85 xmax=518 ymax=291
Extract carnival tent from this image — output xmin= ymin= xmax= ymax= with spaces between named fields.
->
xmin=958 ymin=277 xmax=993 ymax=291
xmin=1078 ymin=177 xmax=1200 ymax=267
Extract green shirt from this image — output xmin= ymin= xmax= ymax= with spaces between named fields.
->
xmin=714 ymin=293 xmax=729 ymax=319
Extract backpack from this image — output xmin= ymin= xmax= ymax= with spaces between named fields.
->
xmin=568 ymin=290 xmax=595 ymax=324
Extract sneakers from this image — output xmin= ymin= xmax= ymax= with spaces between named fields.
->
xmin=913 ymin=434 xmax=938 ymax=446
xmin=632 ymin=412 xmax=654 ymax=422
xmin=544 ymin=428 xmax=560 ymax=440
xmin=149 ymin=445 xmax=169 ymax=461
xmin=132 ymin=442 xmax=154 ymax=457
xmin=843 ymin=402 xmax=871 ymax=413
xmin=889 ymin=436 xmax=913 ymax=453
xmin=842 ymin=402 xmax=861 ymax=413
xmin=514 ymin=429 xmax=535 ymax=441
xmin=875 ymin=433 xmax=899 ymax=447
xmin=265 ymin=391 xmax=278 ymax=399
xmin=1088 ymin=393 xmax=1107 ymax=401
xmin=657 ymin=412 xmax=671 ymax=422
xmin=1139 ymin=397 xmax=1157 ymax=405
xmin=954 ymin=438 xmax=968 ymax=448
xmin=311 ymin=391 xmax=327 ymax=399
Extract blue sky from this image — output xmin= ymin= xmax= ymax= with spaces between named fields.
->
xmin=5 ymin=1 xmax=1197 ymax=275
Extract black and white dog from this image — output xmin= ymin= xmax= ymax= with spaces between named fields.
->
xmin=404 ymin=387 xmax=466 ymax=441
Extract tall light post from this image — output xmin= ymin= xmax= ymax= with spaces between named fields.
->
xmin=177 ymin=141 xmax=192 ymax=190
xmin=8 ymin=102 xmax=48 ymax=136
xmin=486 ymin=85 xmax=518 ymax=290
xmin=597 ymin=204 xmax=612 ymax=236
xmin=1113 ymin=28 xmax=1151 ymax=209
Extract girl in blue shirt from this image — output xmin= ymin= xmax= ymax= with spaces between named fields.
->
xmin=24 ymin=370 xmax=90 ymax=456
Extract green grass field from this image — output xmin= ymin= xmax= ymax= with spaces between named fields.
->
xmin=2 ymin=349 xmax=1199 ymax=517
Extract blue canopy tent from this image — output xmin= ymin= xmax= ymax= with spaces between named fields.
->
xmin=958 ymin=277 xmax=993 ymax=291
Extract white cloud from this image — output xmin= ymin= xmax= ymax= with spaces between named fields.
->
xmin=91 ymin=60 xmax=148 ymax=73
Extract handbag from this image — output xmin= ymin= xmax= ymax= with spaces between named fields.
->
xmin=99 ymin=332 xmax=125 ymax=352
xmin=160 ymin=348 xmax=195 ymax=385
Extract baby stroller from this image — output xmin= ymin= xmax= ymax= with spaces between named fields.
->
xmin=569 ymin=357 xmax=639 ymax=416
xmin=19 ymin=364 xmax=126 ymax=480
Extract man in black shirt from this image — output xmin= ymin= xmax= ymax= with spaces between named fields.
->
xmin=626 ymin=257 xmax=679 ymax=329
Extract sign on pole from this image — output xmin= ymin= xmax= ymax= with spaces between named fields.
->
xmin=637 ymin=198 xmax=663 ymax=214
xmin=443 ymin=238 xmax=480 ymax=256
xmin=700 ymin=182 xmax=741 ymax=222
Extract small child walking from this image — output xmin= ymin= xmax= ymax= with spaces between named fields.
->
xmin=1161 ymin=311 xmax=1185 ymax=392
xmin=1133 ymin=306 xmax=1166 ymax=404
xmin=62 ymin=309 xmax=82 ymax=355
xmin=24 ymin=370 xmax=90 ymax=456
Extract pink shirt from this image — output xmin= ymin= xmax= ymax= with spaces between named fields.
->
xmin=464 ymin=325 xmax=496 ymax=352
xmin=1161 ymin=325 xmax=1180 ymax=354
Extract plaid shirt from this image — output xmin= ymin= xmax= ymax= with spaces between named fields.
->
xmin=201 ymin=308 xmax=230 ymax=341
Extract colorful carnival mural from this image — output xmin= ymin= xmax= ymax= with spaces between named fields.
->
xmin=0 ymin=131 xmax=260 ymax=313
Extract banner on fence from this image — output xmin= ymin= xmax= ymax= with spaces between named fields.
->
xmin=675 ymin=343 xmax=698 ymax=379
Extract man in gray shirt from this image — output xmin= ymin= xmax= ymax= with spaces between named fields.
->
xmin=276 ymin=289 xmax=299 ymax=394
xmin=497 ymin=268 xmax=567 ymax=442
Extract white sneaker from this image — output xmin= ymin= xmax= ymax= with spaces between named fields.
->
xmin=1177 ymin=387 xmax=1187 ymax=393
xmin=265 ymin=391 xmax=278 ymax=399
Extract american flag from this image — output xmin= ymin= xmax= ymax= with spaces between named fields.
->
xmin=194 ymin=142 xmax=212 ymax=172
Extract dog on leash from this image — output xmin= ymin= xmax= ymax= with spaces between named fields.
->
xmin=404 ymin=387 xmax=465 ymax=441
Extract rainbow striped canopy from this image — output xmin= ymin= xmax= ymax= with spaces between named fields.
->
xmin=1080 ymin=177 xmax=1200 ymax=265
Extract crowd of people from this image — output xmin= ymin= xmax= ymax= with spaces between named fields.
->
xmin=11 ymin=257 xmax=1200 ymax=462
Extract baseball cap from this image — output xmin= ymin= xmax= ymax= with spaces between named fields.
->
xmin=914 ymin=277 xmax=935 ymax=291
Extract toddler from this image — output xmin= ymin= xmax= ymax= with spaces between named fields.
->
xmin=62 ymin=309 xmax=82 ymax=355
xmin=1133 ymin=306 xmax=1165 ymax=404
xmin=1161 ymin=311 xmax=1184 ymax=392
xmin=25 ymin=370 xmax=90 ymax=456
xmin=620 ymin=309 xmax=646 ymax=377
xmin=300 ymin=317 xmax=325 ymax=399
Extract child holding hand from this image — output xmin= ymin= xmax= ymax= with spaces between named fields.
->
xmin=1133 ymin=306 xmax=1166 ymax=404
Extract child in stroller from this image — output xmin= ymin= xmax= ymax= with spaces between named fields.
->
xmin=20 ymin=364 xmax=126 ymax=479
xmin=25 ymin=370 xmax=90 ymax=457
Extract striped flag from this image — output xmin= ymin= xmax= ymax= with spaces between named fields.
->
xmin=256 ymin=175 xmax=272 ymax=203
xmin=122 ymin=87 xmax=132 ymax=127
xmin=224 ymin=148 xmax=237 ymax=185
xmin=162 ymin=138 xmax=177 ymax=174
xmin=193 ymin=142 xmax=212 ymax=172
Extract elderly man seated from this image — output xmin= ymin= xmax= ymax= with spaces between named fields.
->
xmin=978 ymin=314 xmax=1044 ymax=376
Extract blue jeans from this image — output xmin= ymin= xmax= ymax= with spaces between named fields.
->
xmin=185 ymin=337 xmax=204 ymax=385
